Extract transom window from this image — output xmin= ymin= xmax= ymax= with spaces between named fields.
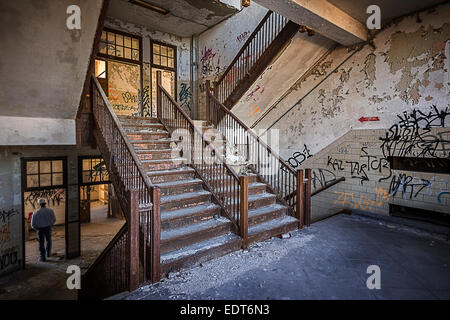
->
xmin=152 ymin=41 xmax=176 ymax=70
xmin=24 ymin=159 xmax=65 ymax=190
xmin=80 ymin=157 xmax=110 ymax=185
xmin=99 ymin=28 xmax=141 ymax=62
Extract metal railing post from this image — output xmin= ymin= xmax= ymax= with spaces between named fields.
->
xmin=206 ymin=80 xmax=211 ymax=123
xmin=240 ymin=176 xmax=249 ymax=249
xmin=305 ymin=169 xmax=312 ymax=227
xmin=296 ymin=169 xmax=304 ymax=229
xmin=151 ymin=187 xmax=161 ymax=283
xmin=128 ymin=189 xmax=139 ymax=292
xmin=156 ymin=71 xmax=162 ymax=119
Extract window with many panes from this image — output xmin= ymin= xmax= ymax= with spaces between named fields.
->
xmin=24 ymin=159 xmax=65 ymax=190
xmin=80 ymin=157 xmax=110 ymax=185
xmin=152 ymin=41 xmax=176 ymax=70
xmin=99 ymin=28 xmax=141 ymax=62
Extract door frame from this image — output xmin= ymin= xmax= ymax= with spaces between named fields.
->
xmin=97 ymin=27 xmax=144 ymax=115
xmin=78 ymin=156 xmax=111 ymax=226
xmin=21 ymin=157 xmax=68 ymax=266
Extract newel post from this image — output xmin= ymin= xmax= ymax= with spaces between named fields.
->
xmin=206 ymin=80 xmax=211 ymax=123
xmin=150 ymin=187 xmax=161 ymax=283
xmin=240 ymin=176 xmax=249 ymax=249
xmin=296 ymin=169 xmax=304 ymax=229
xmin=128 ymin=190 xmax=140 ymax=292
xmin=156 ymin=71 xmax=162 ymax=119
xmin=305 ymin=169 xmax=312 ymax=227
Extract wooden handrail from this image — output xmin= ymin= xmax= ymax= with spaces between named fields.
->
xmin=82 ymin=222 xmax=128 ymax=278
xmin=209 ymin=93 xmax=296 ymax=176
xmin=92 ymin=76 xmax=155 ymax=192
xmin=82 ymin=77 xmax=161 ymax=299
xmin=311 ymin=177 xmax=346 ymax=197
xmin=216 ymin=10 xmax=272 ymax=84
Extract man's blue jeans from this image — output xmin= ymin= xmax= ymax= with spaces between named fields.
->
xmin=37 ymin=226 xmax=52 ymax=259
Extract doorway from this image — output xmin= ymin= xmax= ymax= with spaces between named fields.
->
xmin=78 ymin=156 xmax=124 ymax=256
xmin=21 ymin=157 xmax=68 ymax=265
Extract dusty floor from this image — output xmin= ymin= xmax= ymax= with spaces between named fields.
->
xmin=124 ymin=214 xmax=450 ymax=300
xmin=0 ymin=205 xmax=124 ymax=300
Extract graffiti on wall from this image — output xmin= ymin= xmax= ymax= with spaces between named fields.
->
xmin=333 ymin=187 xmax=391 ymax=211
xmin=141 ymin=85 xmax=152 ymax=117
xmin=1 ymin=208 xmax=21 ymax=273
xmin=108 ymin=61 xmax=140 ymax=116
xmin=380 ymin=106 xmax=450 ymax=159
xmin=0 ymin=209 xmax=19 ymax=224
xmin=179 ymin=83 xmax=192 ymax=111
xmin=287 ymin=144 xmax=313 ymax=169
xmin=24 ymin=190 xmax=65 ymax=210
xmin=236 ymin=31 xmax=251 ymax=43
xmin=0 ymin=209 xmax=19 ymax=245
xmin=201 ymin=47 xmax=222 ymax=77
xmin=328 ymin=147 xmax=392 ymax=184
xmin=1 ymin=247 xmax=20 ymax=272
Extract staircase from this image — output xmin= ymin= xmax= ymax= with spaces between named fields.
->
xmin=82 ymin=9 xmax=304 ymax=299
xmin=119 ymin=114 xmax=298 ymax=275
xmin=214 ymin=11 xmax=300 ymax=110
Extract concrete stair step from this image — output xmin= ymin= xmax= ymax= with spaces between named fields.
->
xmin=122 ymin=123 xmax=164 ymax=130
xmin=131 ymin=139 xmax=175 ymax=150
xmin=248 ymin=204 xmax=287 ymax=226
xmin=160 ymin=190 xmax=211 ymax=211
xmin=136 ymin=149 xmax=181 ymax=161
xmin=160 ymin=233 xmax=241 ymax=275
xmin=161 ymin=217 xmax=232 ymax=253
xmin=147 ymin=167 xmax=196 ymax=183
xmin=127 ymin=131 xmax=170 ymax=141
xmin=161 ymin=203 xmax=221 ymax=230
xmin=141 ymin=157 xmax=187 ymax=171
xmin=118 ymin=115 xmax=160 ymax=123
xmin=155 ymin=178 xmax=204 ymax=196
xmin=215 ymin=182 xmax=266 ymax=196
xmin=248 ymin=216 xmax=299 ymax=244
xmin=248 ymin=193 xmax=277 ymax=210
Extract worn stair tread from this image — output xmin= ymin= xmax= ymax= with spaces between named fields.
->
xmin=147 ymin=167 xmax=195 ymax=176
xmin=161 ymin=203 xmax=220 ymax=222
xmin=118 ymin=115 xmax=158 ymax=121
xmin=127 ymin=130 xmax=168 ymax=134
xmin=161 ymin=233 xmax=240 ymax=264
xmin=161 ymin=217 xmax=230 ymax=242
xmin=161 ymin=190 xmax=211 ymax=204
xmin=248 ymin=216 xmax=298 ymax=235
xmin=155 ymin=178 xmax=203 ymax=188
xmin=130 ymin=138 xmax=175 ymax=143
xmin=248 ymin=192 xmax=276 ymax=202
xmin=215 ymin=182 xmax=266 ymax=192
xmin=248 ymin=203 xmax=286 ymax=218
xmin=136 ymin=148 xmax=180 ymax=153
xmin=141 ymin=157 xmax=186 ymax=164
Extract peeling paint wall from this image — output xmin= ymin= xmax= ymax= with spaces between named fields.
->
xmin=251 ymin=3 xmax=450 ymax=219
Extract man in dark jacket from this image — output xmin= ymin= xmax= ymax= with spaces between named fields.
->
xmin=31 ymin=198 xmax=56 ymax=261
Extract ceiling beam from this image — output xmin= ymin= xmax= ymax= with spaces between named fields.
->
xmin=254 ymin=0 xmax=368 ymax=46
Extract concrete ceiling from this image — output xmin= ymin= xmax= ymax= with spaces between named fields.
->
xmin=254 ymin=0 xmax=448 ymax=46
xmin=328 ymin=0 xmax=448 ymax=26
xmin=107 ymin=0 xmax=241 ymax=37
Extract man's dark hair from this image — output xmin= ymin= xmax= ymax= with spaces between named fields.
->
xmin=40 ymin=203 xmax=46 ymax=208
